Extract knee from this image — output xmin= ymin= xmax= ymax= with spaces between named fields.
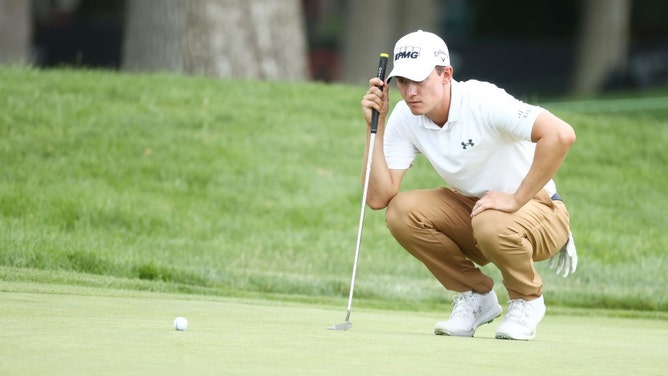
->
xmin=385 ymin=192 xmax=408 ymax=231
xmin=385 ymin=191 xmax=419 ymax=236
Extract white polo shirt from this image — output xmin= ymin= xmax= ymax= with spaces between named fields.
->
xmin=384 ymin=79 xmax=556 ymax=198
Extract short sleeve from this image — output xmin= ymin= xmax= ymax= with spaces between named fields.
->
xmin=481 ymin=86 xmax=544 ymax=141
xmin=384 ymin=101 xmax=419 ymax=170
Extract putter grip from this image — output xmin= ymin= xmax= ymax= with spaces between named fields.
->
xmin=370 ymin=53 xmax=389 ymax=134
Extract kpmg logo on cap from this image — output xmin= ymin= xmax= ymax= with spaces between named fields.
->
xmin=395 ymin=46 xmax=421 ymax=61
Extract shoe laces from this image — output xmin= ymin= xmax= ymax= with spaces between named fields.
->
xmin=505 ymin=299 xmax=530 ymax=324
xmin=450 ymin=293 xmax=476 ymax=319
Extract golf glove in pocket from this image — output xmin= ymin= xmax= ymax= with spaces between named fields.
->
xmin=548 ymin=231 xmax=578 ymax=278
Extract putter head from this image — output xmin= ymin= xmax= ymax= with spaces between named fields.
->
xmin=328 ymin=322 xmax=352 ymax=331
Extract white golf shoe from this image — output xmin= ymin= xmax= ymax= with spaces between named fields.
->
xmin=434 ymin=290 xmax=502 ymax=337
xmin=495 ymin=295 xmax=546 ymax=340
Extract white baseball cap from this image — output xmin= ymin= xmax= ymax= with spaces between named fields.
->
xmin=387 ymin=30 xmax=450 ymax=82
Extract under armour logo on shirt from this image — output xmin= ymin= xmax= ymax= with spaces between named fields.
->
xmin=461 ymin=139 xmax=475 ymax=149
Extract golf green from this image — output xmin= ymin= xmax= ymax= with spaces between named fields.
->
xmin=1 ymin=283 xmax=666 ymax=375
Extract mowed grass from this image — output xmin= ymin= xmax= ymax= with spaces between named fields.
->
xmin=0 ymin=66 xmax=667 ymax=313
xmin=1 ymin=282 xmax=667 ymax=376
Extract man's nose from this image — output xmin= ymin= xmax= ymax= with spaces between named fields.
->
xmin=406 ymin=82 xmax=418 ymax=96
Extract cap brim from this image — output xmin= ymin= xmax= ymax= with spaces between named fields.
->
xmin=387 ymin=65 xmax=433 ymax=82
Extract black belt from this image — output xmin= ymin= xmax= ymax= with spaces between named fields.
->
xmin=551 ymin=193 xmax=562 ymax=201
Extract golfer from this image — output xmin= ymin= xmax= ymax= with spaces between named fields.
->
xmin=360 ymin=30 xmax=578 ymax=340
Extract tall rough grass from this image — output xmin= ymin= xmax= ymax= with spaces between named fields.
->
xmin=1 ymin=67 xmax=667 ymax=312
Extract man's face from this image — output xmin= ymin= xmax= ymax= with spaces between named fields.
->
xmin=395 ymin=69 xmax=446 ymax=116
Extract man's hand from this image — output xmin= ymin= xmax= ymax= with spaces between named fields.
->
xmin=360 ymin=78 xmax=389 ymax=129
xmin=548 ymin=231 xmax=578 ymax=278
xmin=471 ymin=191 xmax=523 ymax=217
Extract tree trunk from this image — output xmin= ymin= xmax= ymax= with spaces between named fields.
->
xmin=341 ymin=0 xmax=438 ymax=84
xmin=0 ymin=0 xmax=31 ymax=65
xmin=122 ymin=0 xmax=186 ymax=72
xmin=122 ymin=0 xmax=307 ymax=80
xmin=572 ymin=0 xmax=632 ymax=95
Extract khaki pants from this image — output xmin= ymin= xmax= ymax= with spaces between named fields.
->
xmin=385 ymin=188 xmax=570 ymax=300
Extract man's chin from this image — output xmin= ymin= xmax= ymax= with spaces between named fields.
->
xmin=408 ymin=107 xmax=425 ymax=116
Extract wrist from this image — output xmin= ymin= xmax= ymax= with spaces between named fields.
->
xmin=512 ymin=191 xmax=531 ymax=208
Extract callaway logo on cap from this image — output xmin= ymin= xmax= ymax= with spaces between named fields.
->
xmin=387 ymin=30 xmax=450 ymax=82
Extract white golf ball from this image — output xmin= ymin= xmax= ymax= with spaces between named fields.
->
xmin=173 ymin=317 xmax=188 ymax=331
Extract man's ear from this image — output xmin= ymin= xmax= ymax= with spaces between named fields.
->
xmin=443 ymin=66 xmax=453 ymax=84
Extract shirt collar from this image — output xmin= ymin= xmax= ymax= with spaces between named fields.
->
xmin=447 ymin=79 xmax=461 ymax=124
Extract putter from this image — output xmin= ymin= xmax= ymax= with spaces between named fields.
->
xmin=329 ymin=53 xmax=389 ymax=331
